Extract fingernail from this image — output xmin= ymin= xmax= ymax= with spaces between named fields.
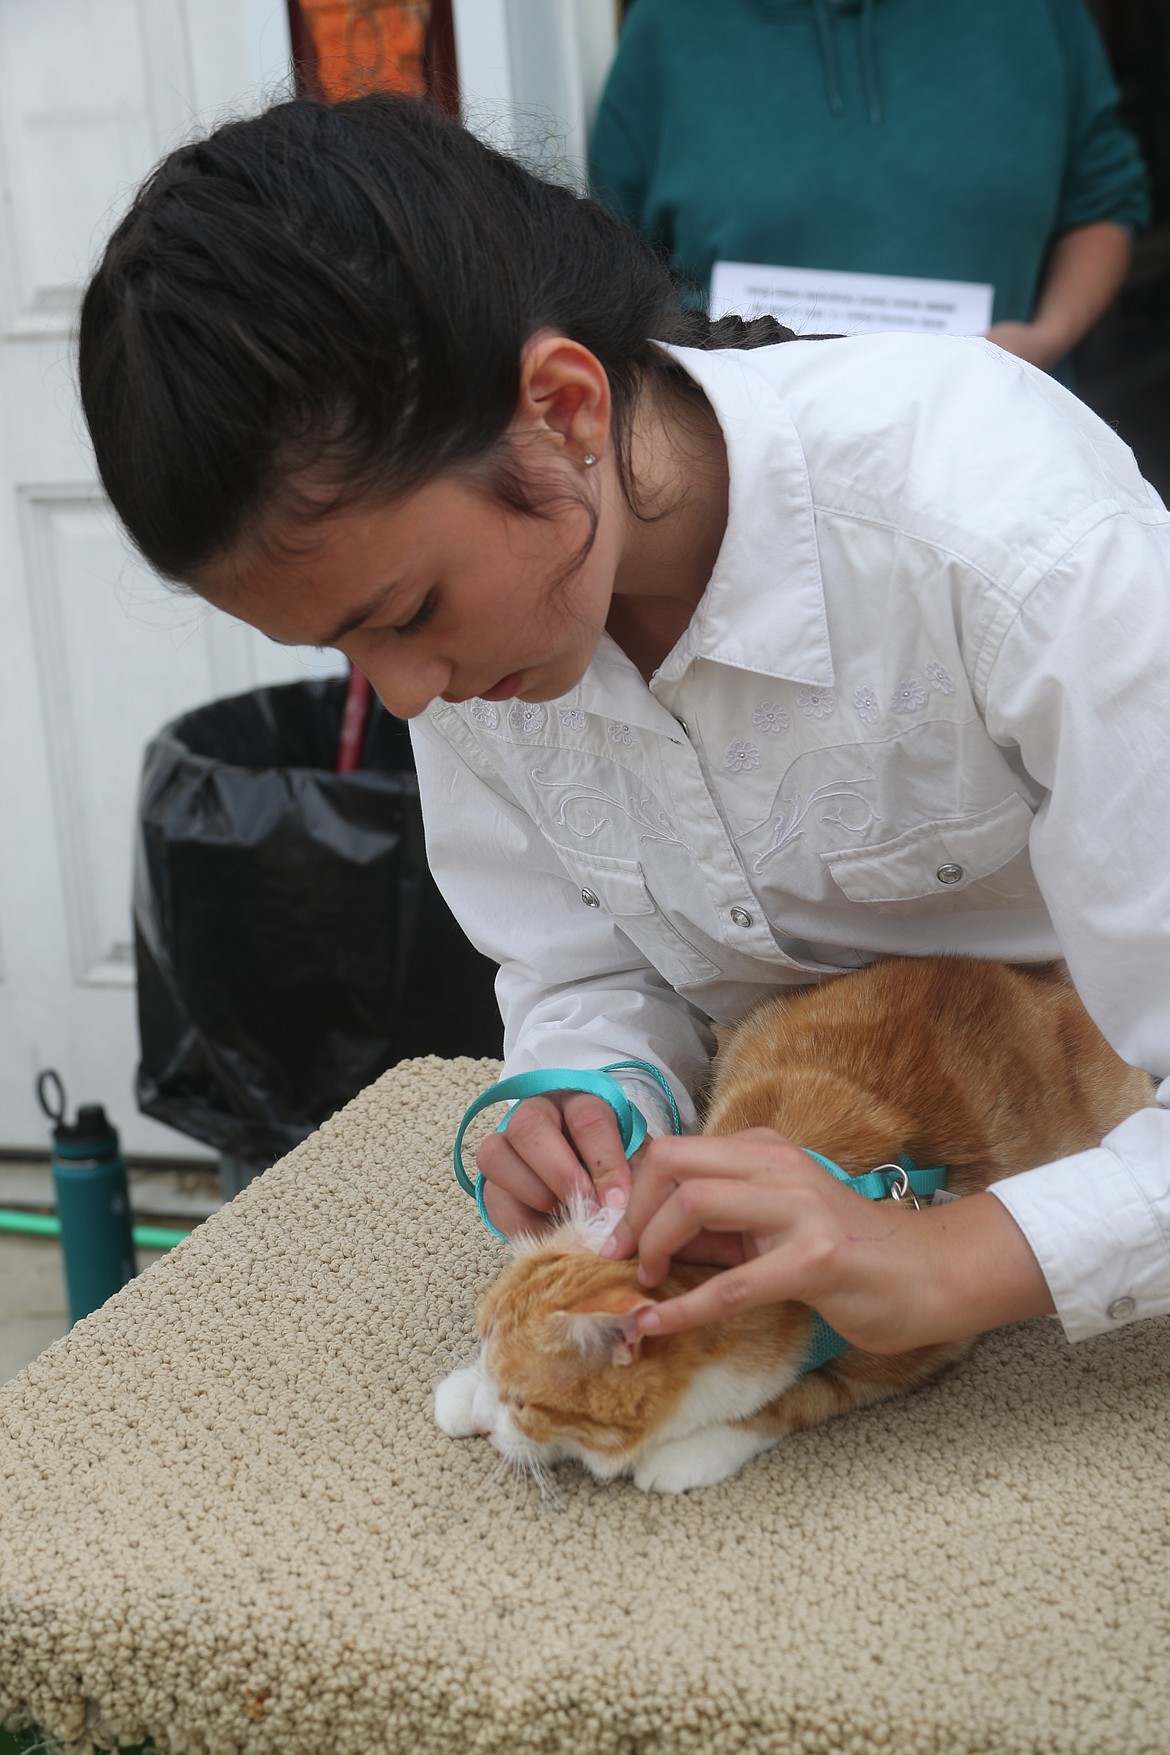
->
xmin=637 ymin=1308 xmax=660 ymax=1332
xmin=605 ymin=1187 xmax=627 ymax=1209
xmin=598 ymin=1238 xmax=617 ymax=1258
xmin=636 ymin=1264 xmax=650 ymax=1285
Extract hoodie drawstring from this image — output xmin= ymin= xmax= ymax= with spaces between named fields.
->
xmin=858 ymin=0 xmax=883 ymax=127
xmin=813 ymin=0 xmax=845 ymax=116
xmin=812 ymin=0 xmax=883 ymax=128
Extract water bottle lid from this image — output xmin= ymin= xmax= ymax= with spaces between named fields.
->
xmin=36 ymin=1070 xmax=120 ymax=1155
xmin=58 ymin=1103 xmax=118 ymax=1149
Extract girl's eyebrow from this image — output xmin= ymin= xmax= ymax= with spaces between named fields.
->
xmin=315 ymin=580 xmax=401 ymax=646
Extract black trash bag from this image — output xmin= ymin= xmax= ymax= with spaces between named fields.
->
xmin=134 ymin=678 xmax=502 ymax=1166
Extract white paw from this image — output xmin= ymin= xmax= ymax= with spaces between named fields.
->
xmin=434 ymin=1364 xmax=483 ymax=1438
xmin=632 ymin=1427 xmax=777 ymax=1494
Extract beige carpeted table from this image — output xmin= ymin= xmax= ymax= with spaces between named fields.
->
xmin=2 ymin=1055 xmax=1168 ymax=1755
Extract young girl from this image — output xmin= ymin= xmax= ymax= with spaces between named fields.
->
xmin=79 ymin=95 xmax=1170 ymax=1359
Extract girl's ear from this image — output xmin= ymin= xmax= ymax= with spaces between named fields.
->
xmin=514 ymin=331 xmax=611 ymax=464
xmin=556 ymin=1304 xmax=657 ymax=1366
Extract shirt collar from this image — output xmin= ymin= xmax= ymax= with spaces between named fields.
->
xmin=647 ymin=344 xmax=834 ymax=689
xmin=554 ymin=634 xmax=684 ymax=739
xmin=562 ymin=343 xmax=834 ymax=733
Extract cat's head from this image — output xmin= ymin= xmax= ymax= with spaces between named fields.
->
xmin=470 ymin=1199 xmax=692 ymax=1481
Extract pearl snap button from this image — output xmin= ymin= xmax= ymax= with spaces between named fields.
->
xmin=1107 ymin=1296 xmax=1136 ymax=1321
xmin=730 ymin=907 xmax=754 ymax=928
xmin=580 ymin=888 xmax=600 ymax=908
xmin=936 ymin=863 xmax=964 ymax=885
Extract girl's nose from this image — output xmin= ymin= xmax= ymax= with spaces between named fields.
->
xmin=366 ymin=656 xmax=452 ymax=720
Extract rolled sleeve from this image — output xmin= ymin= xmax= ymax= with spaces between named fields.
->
xmin=990 ymin=1102 xmax=1170 ymax=1341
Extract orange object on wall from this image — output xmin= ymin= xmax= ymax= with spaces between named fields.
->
xmin=295 ymin=1 xmax=431 ymax=101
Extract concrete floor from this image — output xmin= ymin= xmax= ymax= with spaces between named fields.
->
xmin=0 ymin=1160 xmax=221 ymax=1386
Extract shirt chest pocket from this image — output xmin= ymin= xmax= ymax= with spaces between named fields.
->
xmin=549 ymin=845 xmax=722 ymax=988
xmin=821 ymin=793 xmax=1038 ymax=914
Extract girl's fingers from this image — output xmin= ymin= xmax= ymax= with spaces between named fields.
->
xmin=560 ymin=1092 xmax=632 ymax=1208
xmin=607 ymin=1129 xmax=800 ymax=1260
xmin=485 ymin=1097 xmax=595 ymax=1206
xmin=673 ymin=1230 xmax=747 ymax=1269
xmin=479 ymin=1177 xmax=555 ymax=1245
xmin=635 ymin=1179 xmax=786 ymax=1287
xmin=475 ymin=1129 xmax=563 ymax=1213
xmin=635 ymin=1248 xmax=803 ymax=1339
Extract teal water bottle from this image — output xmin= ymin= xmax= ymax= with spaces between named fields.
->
xmin=37 ymin=1069 xmax=136 ymax=1326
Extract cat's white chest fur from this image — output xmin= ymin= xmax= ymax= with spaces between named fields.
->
xmin=626 ymin=1358 xmax=798 ymax=1491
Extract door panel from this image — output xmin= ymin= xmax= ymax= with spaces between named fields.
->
xmin=0 ymin=0 xmax=344 ymax=1157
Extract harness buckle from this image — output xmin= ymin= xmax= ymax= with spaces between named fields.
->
xmin=877 ymin=1163 xmax=921 ymax=1210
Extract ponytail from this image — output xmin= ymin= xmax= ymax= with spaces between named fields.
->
xmin=657 ymin=310 xmax=800 ymax=351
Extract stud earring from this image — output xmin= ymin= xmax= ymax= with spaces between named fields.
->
xmin=583 ymin=452 xmax=597 ymax=467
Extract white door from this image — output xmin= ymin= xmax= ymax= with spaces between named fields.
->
xmin=0 ymin=0 xmax=616 ymax=1161
xmin=451 ymin=0 xmax=615 ymax=182
xmin=0 ymin=0 xmax=344 ymax=1158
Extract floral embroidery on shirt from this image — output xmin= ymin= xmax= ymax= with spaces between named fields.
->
xmin=751 ymin=702 xmax=790 ymax=735
xmin=607 ymin=720 xmax=633 ymax=744
xmin=558 ymin=708 xmax=587 ymax=732
xmin=470 ymin=700 xmax=499 ymax=729
xmin=890 ymin=678 xmax=928 ymax=714
xmin=509 ymin=702 xmax=547 ymax=735
xmin=925 ymin=660 xmax=955 ymax=696
xmin=797 ymin=687 xmax=836 ymax=720
xmin=751 ymin=772 xmax=879 ymax=871
xmin=852 ymin=687 xmax=880 ymax=724
xmin=725 ymin=739 xmax=761 ymax=773
xmin=530 ymin=770 xmax=683 ymax=845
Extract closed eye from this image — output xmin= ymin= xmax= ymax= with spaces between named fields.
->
xmin=393 ymin=589 xmax=438 ymax=637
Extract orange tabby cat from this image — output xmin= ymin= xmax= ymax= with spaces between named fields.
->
xmin=435 ymin=957 xmax=1152 ymax=1493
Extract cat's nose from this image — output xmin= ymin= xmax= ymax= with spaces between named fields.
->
xmin=473 ymin=1422 xmax=491 ymax=1437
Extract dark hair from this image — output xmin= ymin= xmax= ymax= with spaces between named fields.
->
xmin=79 ymin=94 xmax=796 ymax=585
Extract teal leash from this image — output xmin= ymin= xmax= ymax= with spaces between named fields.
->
xmin=452 ymin=1068 xmax=946 ymax=1376
xmin=452 ymin=1060 xmax=682 ymax=1243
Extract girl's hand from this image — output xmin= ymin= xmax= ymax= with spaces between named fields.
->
xmin=475 ymin=1092 xmax=634 ymax=1241
xmin=602 ymin=1129 xmax=1054 ymax=1352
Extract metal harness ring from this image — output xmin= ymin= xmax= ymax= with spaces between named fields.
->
xmin=876 ymin=1162 xmax=922 ymax=1210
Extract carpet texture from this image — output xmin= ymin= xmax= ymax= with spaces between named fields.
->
xmin=2 ymin=1054 xmax=1168 ymax=1755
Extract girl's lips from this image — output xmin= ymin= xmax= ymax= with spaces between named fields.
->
xmin=478 ymin=670 xmax=525 ymax=702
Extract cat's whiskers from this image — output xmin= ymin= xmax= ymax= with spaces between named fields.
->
xmin=493 ymin=1440 xmax=564 ymax=1512
xmin=526 ymin=1452 xmax=563 ymax=1511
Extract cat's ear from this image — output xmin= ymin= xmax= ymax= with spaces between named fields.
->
xmin=557 ymin=1303 xmax=657 ymax=1367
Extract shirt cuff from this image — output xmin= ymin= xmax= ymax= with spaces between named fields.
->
xmin=988 ymin=1108 xmax=1170 ymax=1342
xmin=606 ymin=1071 xmax=692 ymax=1140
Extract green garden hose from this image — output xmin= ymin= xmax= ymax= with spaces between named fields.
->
xmin=0 ymin=1209 xmax=191 ymax=1251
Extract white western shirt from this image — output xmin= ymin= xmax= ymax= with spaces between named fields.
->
xmin=410 ymin=334 xmax=1170 ymax=1345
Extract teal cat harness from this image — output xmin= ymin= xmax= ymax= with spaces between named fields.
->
xmin=453 ymin=1061 xmax=681 ymax=1240
xmin=452 ymin=1065 xmax=946 ymax=1376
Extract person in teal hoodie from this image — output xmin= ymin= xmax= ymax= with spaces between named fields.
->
xmin=589 ymin=0 xmax=1150 ymax=377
